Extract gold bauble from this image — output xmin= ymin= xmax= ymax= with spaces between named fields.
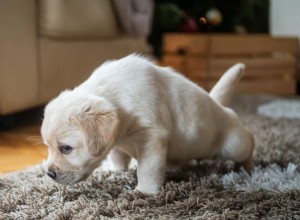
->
xmin=206 ymin=8 xmax=223 ymax=26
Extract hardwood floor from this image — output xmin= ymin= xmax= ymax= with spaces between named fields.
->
xmin=0 ymin=108 xmax=47 ymax=174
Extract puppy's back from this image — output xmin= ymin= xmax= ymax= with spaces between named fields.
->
xmin=77 ymin=54 xmax=214 ymax=125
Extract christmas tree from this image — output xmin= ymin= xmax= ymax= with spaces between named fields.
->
xmin=149 ymin=0 xmax=269 ymax=57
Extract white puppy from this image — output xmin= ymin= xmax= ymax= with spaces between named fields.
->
xmin=41 ymin=54 xmax=254 ymax=195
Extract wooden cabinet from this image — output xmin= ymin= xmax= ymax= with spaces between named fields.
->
xmin=162 ymin=34 xmax=299 ymax=95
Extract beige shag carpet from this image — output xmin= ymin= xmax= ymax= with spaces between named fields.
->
xmin=1 ymin=95 xmax=300 ymax=219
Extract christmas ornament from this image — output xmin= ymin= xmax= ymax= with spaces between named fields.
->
xmin=158 ymin=3 xmax=183 ymax=29
xmin=199 ymin=17 xmax=207 ymax=25
xmin=206 ymin=8 xmax=223 ymax=26
xmin=234 ymin=25 xmax=247 ymax=34
xmin=179 ymin=17 xmax=198 ymax=32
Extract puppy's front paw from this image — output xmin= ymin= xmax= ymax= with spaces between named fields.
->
xmin=134 ymin=184 xmax=161 ymax=196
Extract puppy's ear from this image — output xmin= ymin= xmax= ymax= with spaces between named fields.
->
xmin=70 ymin=104 xmax=119 ymax=157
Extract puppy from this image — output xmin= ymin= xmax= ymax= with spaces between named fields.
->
xmin=41 ymin=54 xmax=254 ymax=195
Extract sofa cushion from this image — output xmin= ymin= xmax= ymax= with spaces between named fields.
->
xmin=39 ymin=36 xmax=150 ymax=100
xmin=39 ymin=0 xmax=120 ymax=39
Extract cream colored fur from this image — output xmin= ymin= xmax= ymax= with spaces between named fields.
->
xmin=41 ymin=54 xmax=254 ymax=195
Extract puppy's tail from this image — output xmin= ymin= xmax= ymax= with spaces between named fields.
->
xmin=209 ymin=63 xmax=245 ymax=107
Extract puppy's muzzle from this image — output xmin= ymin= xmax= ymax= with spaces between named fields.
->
xmin=47 ymin=169 xmax=57 ymax=180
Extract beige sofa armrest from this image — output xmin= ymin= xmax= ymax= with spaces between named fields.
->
xmin=0 ymin=0 xmax=39 ymax=115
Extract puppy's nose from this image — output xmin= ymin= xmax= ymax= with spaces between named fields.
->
xmin=47 ymin=169 xmax=57 ymax=179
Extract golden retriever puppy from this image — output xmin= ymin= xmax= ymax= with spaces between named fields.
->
xmin=41 ymin=54 xmax=254 ymax=195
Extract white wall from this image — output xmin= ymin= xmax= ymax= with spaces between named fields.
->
xmin=270 ymin=0 xmax=300 ymax=81
xmin=270 ymin=0 xmax=300 ymax=37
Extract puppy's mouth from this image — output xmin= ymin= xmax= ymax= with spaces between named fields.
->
xmin=49 ymin=171 xmax=92 ymax=186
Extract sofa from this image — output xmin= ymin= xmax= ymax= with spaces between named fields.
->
xmin=0 ymin=0 xmax=153 ymax=116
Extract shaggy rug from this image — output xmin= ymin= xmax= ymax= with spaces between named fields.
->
xmin=1 ymin=95 xmax=300 ymax=219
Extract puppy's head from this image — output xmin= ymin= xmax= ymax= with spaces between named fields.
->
xmin=41 ymin=90 xmax=119 ymax=185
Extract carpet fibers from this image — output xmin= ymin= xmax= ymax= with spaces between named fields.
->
xmin=1 ymin=95 xmax=300 ymax=219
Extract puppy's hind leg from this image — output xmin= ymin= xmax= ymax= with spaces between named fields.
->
xmin=108 ymin=148 xmax=131 ymax=171
xmin=221 ymin=127 xmax=255 ymax=172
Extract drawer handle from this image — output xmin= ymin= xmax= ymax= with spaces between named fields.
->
xmin=177 ymin=48 xmax=187 ymax=55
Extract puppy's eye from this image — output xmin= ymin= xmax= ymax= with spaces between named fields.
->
xmin=59 ymin=145 xmax=73 ymax=154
